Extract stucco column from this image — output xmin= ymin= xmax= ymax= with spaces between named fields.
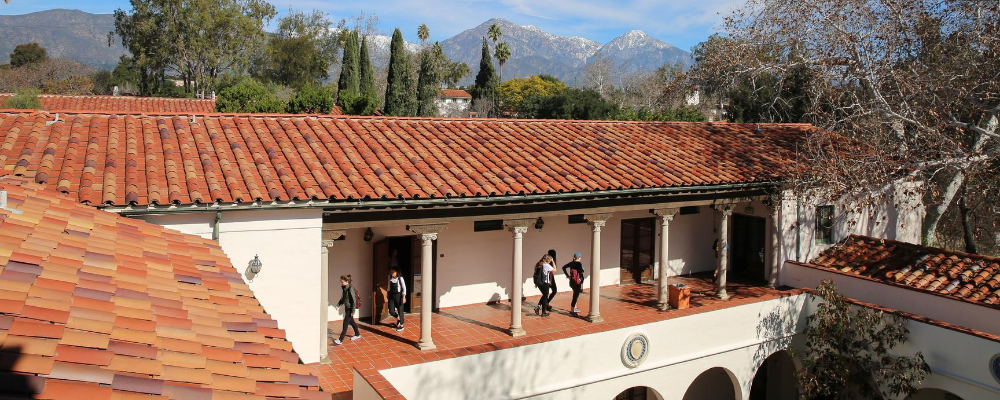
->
xmin=504 ymin=219 xmax=534 ymax=337
xmin=319 ymin=229 xmax=345 ymax=364
xmin=406 ymin=224 xmax=447 ymax=351
xmin=767 ymin=200 xmax=781 ymax=288
xmin=653 ymin=208 xmax=678 ymax=310
xmin=715 ymin=204 xmax=734 ymax=300
xmin=585 ymin=214 xmax=611 ymax=323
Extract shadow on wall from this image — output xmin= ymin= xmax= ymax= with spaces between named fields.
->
xmin=404 ymin=342 xmax=587 ymax=400
xmin=682 ymin=366 xmax=742 ymax=400
xmin=0 ymin=347 xmax=42 ymax=396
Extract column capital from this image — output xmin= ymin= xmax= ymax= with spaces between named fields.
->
xmin=585 ymin=213 xmax=611 ymax=228
xmin=503 ymin=218 xmax=535 ymax=235
xmin=652 ymin=208 xmax=679 ymax=220
xmin=321 ymin=240 xmax=336 ymax=248
xmin=713 ymin=203 xmax=735 ymax=215
xmin=407 ymin=223 xmax=448 ymax=235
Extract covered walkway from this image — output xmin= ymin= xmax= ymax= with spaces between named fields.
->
xmin=308 ymin=275 xmax=802 ymax=400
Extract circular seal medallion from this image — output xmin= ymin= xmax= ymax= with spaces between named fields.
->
xmin=621 ymin=333 xmax=649 ymax=368
xmin=991 ymin=353 xmax=1000 ymax=384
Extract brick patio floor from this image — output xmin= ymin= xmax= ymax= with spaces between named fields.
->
xmin=307 ymin=275 xmax=799 ymax=400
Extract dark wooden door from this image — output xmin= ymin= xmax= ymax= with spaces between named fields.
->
xmin=620 ymin=218 xmax=655 ymax=284
xmin=372 ymin=238 xmax=389 ymax=324
xmin=732 ymin=214 xmax=766 ymax=281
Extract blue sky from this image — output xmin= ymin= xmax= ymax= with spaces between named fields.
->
xmin=0 ymin=0 xmax=741 ymax=51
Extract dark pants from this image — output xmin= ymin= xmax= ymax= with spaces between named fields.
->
xmin=547 ymin=281 xmax=557 ymax=307
xmin=570 ymin=284 xmax=582 ymax=308
xmin=538 ymin=283 xmax=551 ymax=314
xmin=339 ymin=308 xmax=359 ymax=340
xmin=388 ymin=292 xmax=404 ymax=326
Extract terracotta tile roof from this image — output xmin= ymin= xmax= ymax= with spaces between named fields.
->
xmin=809 ymin=235 xmax=1000 ymax=308
xmin=0 ymin=94 xmax=218 ymax=114
xmin=437 ymin=89 xmax=471 ymax=98
xmin=0 ymin=177 xmax=325 ymax=399
xmin=0 ymin=111 xmax=818 ymax=207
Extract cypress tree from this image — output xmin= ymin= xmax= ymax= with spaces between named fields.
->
xmin=338 ymin=31 xmax=360 ymax=93
xmin=359 ymin=36 xmax=379 ymax=111
xmin=472 ymin=37 xmax=497 ymax=109
xmin=384 ymin=28 xmax=414 ymax=116
xmin=416 ymin=43 xmax=443 ymax=117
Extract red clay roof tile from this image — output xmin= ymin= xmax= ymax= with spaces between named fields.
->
xmin=0 ymin=111 xmax=817 ymax=207
xmin=809 ymin=235 xmax=1000 ymax=309
xmin=0 ymin=177 xmax=323 ymax=399
xmin=0 ymin=94 xmax=217 ymax=114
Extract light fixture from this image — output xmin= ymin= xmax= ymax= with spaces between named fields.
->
xmin=245 ymin=255 xmax=263 ymax=281
xmin=534 ymin=217 xmax=544 ymax=231
xmin=364 ymin=227 xmax=374 ymax=242
xmin=745 ymin=205 xmax=755 ymax=215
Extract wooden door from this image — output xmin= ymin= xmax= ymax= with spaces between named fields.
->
xmin=620 ymin=218 xmax=655 ymax=284
xmin=732 ymin=214 xmax=766 ymax=281
xmin=409 ymin=236 xmax=438 ymax=313
xmin=371 ymin=239 xmax=389 ymax=324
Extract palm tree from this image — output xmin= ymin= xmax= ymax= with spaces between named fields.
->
xmin=417 ymin=24 xmax=430 ymax=46
xmin=488 ymin=23 xmax=502 ymax=46
xmin=494 ymin=42 xmax=510 ymax=83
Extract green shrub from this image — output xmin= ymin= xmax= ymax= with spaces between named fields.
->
xmin=215 ymin=77 xmax=285 ymax=113
xmin=2 ymin=89 xmax=42 ymax=109
xmin=287 ymin=83 xmax=336 ymax=114
xmin=336 ymin=90 xmax=378 ymax=115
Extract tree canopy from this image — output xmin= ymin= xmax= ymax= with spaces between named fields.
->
xmin=383 ymin=28 xmax=415 ymax=116
xmin=257 ymin=9 xmax=337 ymax=89
xmin=471 ymin=37 xmax=498 ymax=113
xmin=9 ymin=43 xmax=48 ymax=68
xmin=215 ymin=77 xmax=285 ymax=113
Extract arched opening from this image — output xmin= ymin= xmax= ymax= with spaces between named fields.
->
xmin=682 ymin=367 xmax=741 ymax=400
xmin=613 ymin=386 xmax=664 ymax=400
xmin=749 ymin=350 xmax=799 ymax=400
xmin=906 ymin=388 xmax=964 ymax=400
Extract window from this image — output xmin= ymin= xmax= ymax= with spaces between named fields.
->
xmin=680 ymin=206 xmax=700 ymax=215
xmin=568 ymin=214 xmax=586 ymax=224
xmin=473 ymin=220 xmax=503 ymax=232
xmin=815 ymin=205 xmax=834 ymax=244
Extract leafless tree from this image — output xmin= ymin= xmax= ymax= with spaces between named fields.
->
xmin=581 ymin=54 xmax=613 ymax=98
xmin=700 ymin=0 xmax=1000 ymax=248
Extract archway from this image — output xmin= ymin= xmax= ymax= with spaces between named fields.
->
xmin=749 ymin=350 xmax=799 ymax=400
xmin=613 ymin=386 xmax=664 ymax=400
xmin=906 ymin=388 xmax=964 ymax=400
xmin=682 ymin=367 xmax=741 ymax=400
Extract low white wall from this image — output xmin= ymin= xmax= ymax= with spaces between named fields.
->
xmin=138 ymin=209 xmax=325 ymax=364
xmin=781 ymin=261 xmax=1000 ymax=336
xmin=326 ymin=208 xmax=722 ymax=320
xmin=377 ymin=294 xmax=809 ymax=400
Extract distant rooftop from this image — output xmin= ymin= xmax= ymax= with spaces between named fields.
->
xmin=436 ymin=89 xmax=471 ymax=99
xmin=0 ymin=94 xmax=217 ymax=114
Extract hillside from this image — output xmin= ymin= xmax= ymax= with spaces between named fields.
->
xmin=0 ymin=9 xmax=125 ymax=70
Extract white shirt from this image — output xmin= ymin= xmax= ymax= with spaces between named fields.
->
xmin=542 ymin=263 xmax=554 ymax=284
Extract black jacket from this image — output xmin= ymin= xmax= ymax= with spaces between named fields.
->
xmin=338 ymin=285 xmax=356 ymax=309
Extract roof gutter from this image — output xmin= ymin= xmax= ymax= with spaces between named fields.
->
xmin=106 ymin=181 xmax=782 ymax=217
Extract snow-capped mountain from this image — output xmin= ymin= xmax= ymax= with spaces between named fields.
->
xmin=590 ymin=30 xmax=692 ymax=71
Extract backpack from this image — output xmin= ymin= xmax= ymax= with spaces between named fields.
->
xmin=350 ymin=286 xmax=361 ymax=310
xmin=570 ymin=268 xmax=582 ymax=286
xmin=532 ymin=266 xmax=545 ymax=288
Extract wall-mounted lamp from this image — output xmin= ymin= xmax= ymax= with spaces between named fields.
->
xmin=534 ymin=217 xmax=545 ymax=231
xmin=245 ymin=254 xmax=263 ymax=282
xmin=364 ymin=227 xmax=374 ymax=243
xmin=745 ymin=206 xmax=755 ymax=215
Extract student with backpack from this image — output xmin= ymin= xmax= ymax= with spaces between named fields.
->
xmin=532 ymin=254 xmax=555 ymax=317
xmin=562 ymin=252 xmax=586 ymax=315
xmin=387 ymin=268 xmax=406 ymax=332
xmin=545 ymin=249 xmax=558 ymax=311
xmin=334 ymin=275 xmax=361 ymax=345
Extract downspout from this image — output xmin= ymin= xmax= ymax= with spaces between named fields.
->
xmin=795 ymin=199 xmax=802 ymax=261
xmin=212 ymin=211 xmax=222 ymax=241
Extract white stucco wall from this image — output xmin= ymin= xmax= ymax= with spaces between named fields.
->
xmin=137 ymin=209 xmax=325 ymax=364
xmin=373 ymin=294 xmax=809 ymax=400
xmin=777 ymin=186 xmax=923 ymax=268
xmin=781 ymin=261 xmax=1000 ymax=337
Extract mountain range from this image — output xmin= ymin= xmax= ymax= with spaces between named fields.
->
xmin=0 ymin=10 xmax=692 ymax=85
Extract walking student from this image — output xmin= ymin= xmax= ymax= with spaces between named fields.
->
xmin=545 ymin=249 xmax=558 ymax=311
xmin=334 ymin=275 xmax=361 ymax=345
xmin=533 ymin=254 xmax=555 ymax=317
xmin=562 ymin=252 xmax=585 ymax=315
xmin=387 ymin=268 xmax=407 ymax=332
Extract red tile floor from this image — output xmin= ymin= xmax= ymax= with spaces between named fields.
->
xmin=307 ymin=275 xmax=802 ymax=400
